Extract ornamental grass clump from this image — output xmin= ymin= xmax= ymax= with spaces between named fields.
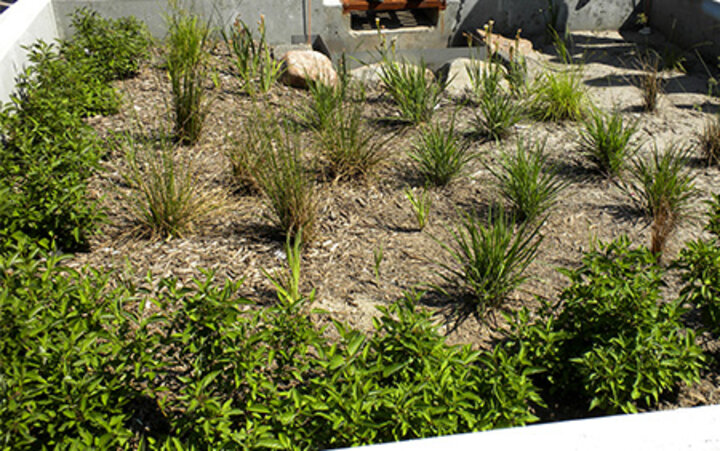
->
xmin=256 ymin=122 xmax=318 ymax=243
xmin=122 ymin=135 xmax=222 ymax=238
xmin=489 ymin=139 xmax=568 ymax=224
xmin=409 ymin=117 xmax=475 ymax=186
xmin=435 ymin=205 xmax=542 ymax=317
xmin=224 ymin=16 xmax=283 ymax=96
xmin=318 ymin=103 xmax=390 ymax=181
xmin=579 ymin=108 xmax=639 ymax=178
xmin=224 ymin=111 xmax=275 ymax=194
xmin=625 ymin=144 xmax=698 ymax=259
xmin=166 ymin=7 xmax=212 ymax=144
xmin=531 ymin=66 xmax=587 ymax=122
xmin=699 ymin=115 xmax=720 ymax=166
xmin=380 ymin=56 xmax=446 ymax=124
xmin=636 ymin=50 xmax=665 ymax=112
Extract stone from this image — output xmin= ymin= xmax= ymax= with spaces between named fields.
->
xmin=280 ymin=50 xmax=338 ymax=89
xmin=477 ymin=28 xmax=536 ymax=63
xmin=439 ymin=58 xmax=508 ymax=99
xmin=350 ymin=62 xmax=435 ymax=86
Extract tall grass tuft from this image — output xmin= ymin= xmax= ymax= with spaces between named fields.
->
xmin=469 ymin=59 xmax=524 ymax=140
xmin=489 ymin=139 xmax=567 ymax=224
xmin=531 ymin=67 xmax=586 ymax=122
xmin=122 ymin=135 xmax=221 ymax=238
xmin=257 ymin=122 xmax=318 ymax=243
xmin=224 ymin=16 xmax=283 ymax=96
xmin=409 ymin=117 xmax=475 ymax=186
xmin=435 ymin=205 xmax=543 ymax=317
xmin=166 ymin=7 xmax=212 ymax=145
xmin=300 ymin=79 xmax=346 ymax=132
xmin=699 ymin=115 xmax=720 ymax=166
xmin=224 ymin=112 xmax=275 ymax=194
xmin=318 ymin=103 xmax=389 ymax=181
xmin=625 ymin=144 xmax=698 ymax=259
xmin=380 ymin=56 xmax=446 ymax=124
xmin=579 ymin=108 xmax=639 ymax=178
xmin=636 ymin=50 xmax=664 ymax=113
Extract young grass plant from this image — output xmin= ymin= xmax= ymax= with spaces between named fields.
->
xmin=224 ymin=112 xmax=275 ymax=194
xmin=625 ymin=143 xmax=698 ymax=259
xmin=409 ymin=118 xmax=475 ymax=186
xmin=379 ymin=56 xmax=446 ymax=124
xmin=435 ymin=205 xmax=542 ymax=317
xmin=405 ymin=187 xmax=432 ymax=230
xmin=257 ymin=122 xmax=318 ymax=243
xmin=699 ymin=115 xmax=720 ymax=166
xmin=166 ymin=7 xmax=212 ymax=144
xmin=579 ymin=108 xmax=639 ymax=178
xmin=636 ymin=50 xmax=665 ymax=113
xmin=474 ymin=91 xmax=524 ymax=141
xmin=122 ymin=135 xmax=221 ymax=238
xmin=301 ymin=78 xmax=346 ymax=132
xmin=489 ymin=139 xmax=568 ymax=224
xmin=532 ymin=66 xmax=586 ymax=122
xmin=318 ymin=103 xmax=389 ymax=181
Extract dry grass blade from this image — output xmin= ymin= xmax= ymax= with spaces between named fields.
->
xmin=635 ymin=49 xmax=665 ymax=113
xmin=699 ymin=115 xmax=720 ymax=166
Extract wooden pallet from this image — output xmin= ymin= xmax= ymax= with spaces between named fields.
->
xmin=342 ymin=0 xmax=445 ymax=13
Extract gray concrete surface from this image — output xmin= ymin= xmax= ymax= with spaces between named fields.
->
xmin=0 ymin=0 xmax=59 ymax=104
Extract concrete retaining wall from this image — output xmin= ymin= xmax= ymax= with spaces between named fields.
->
xmin=650 ymin=0 xmax=720 ymax=61
xmin=0 ymin=0 xmax=59 ymax=104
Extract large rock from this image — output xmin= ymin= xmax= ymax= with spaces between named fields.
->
xmin=280 ymin=50 xmax=338 ymax=89
xmin=440 ymin=58 xmax=508 ymax=99
xmin=350 ymin=62 xmax=435 ymax=86
xmin=477 ymin=28 xmax=535 ymax=63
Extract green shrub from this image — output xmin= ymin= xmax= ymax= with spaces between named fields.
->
xmin=12 ymin=40 xmax=120 ymax=119
xmin=677 ymin=238 xmax=720 ymax=334
xmin=380 ymin=57 xmax=446 ymax=124
xmin=624 ymin=143 xmax=697 ymax=259
xmin=318 ymin=103 xmax=389 ymax=180
xmin=435 ymin=206 xmax=543 ymax=316
xmin=409 ymin=117 xmax=475 ymax=186
xmin=531 ymin=67 xmax=586 ymax=122
xmin=166 ymin=7 xmax=212 ymax=144
xmin=489 ymin=138 xmax=567 ymax=224
xmin=579 ymin=108 xmax=639 ymax=178
xmin=505 ymin=237 xmax=704 ymax=414
xmin=63 ymin=8 xmax=151 ymax=81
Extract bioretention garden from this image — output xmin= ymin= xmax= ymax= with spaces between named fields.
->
xmin=2 ymin=2 xmax=720 ymax=449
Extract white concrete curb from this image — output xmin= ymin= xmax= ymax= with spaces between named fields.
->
xmin=332 ymin=405 xmax=720 ymax=451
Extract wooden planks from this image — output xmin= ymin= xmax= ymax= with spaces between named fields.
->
xmin=342 ymin=0 xmax=445 ymax=13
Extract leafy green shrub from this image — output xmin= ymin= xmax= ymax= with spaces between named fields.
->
xmin=166 ymin=7 xmax=212 ymax=144
xmin=409 ymin=117 xmax=475 ymax=186
xmin=505 ymin=237 xmax=704 ymax=414
xmin=12 ymin=40 xmax=120 ymax=119
xmin=63 ymin=8 xmax=151 ymax=81
xmin=0 ymin=85 xmax=104 ymax=250
xmin=380 ymin=57 xmax=446 ymax=124
xmin=677 ymin=238 xmax=720 ymax=334
xmin=121 ymin=135 xmax=221 ymax=238
xmin=224 ymin=17 xmax=283 ymax=96
xmin=579 ymin=108 xmax=639 ymax=178
xmin=624 ymin=143 xmax=697 ymax=259
xmin=257 ymin=122 xmax=318 ymax=242
xmin=318 ymin=103 xmax=389 ymax=180
xmin=489 ymin=138 xmax=567 ymax=224
xmin=436 ymin=206 xmax=543 ymax=316
xmin=531 ymin=67 xmax=586 ymax=122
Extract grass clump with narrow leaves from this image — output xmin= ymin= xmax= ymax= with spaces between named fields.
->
xmin=409 ymin=118 xmax=475 ymax=186
xmin=224 ymin=16 xmax=283 ymax=96
xmin=470 ymin=61 xmax=524 ymax=140
xmin=624 ymin=144 xmax=697 ymax=259
xmin=579 ymin=108 xmax=639 ymax=178
xmin=166 ymin=7 xmax=212 ymax=144
xmin=380 ymin=56 xmax=446 ymax=124
xmin=489 ymin=139 xmax=568 ymax=224
xmin=699 ymin=115 xmax=720 ymax=166
xmin=435 ymin=205 xmax=543 ymax=317
xmin=531 ymin=67 xmax=586 ymax=122
xmin=636 ymin=50 xmax=665 ymax=112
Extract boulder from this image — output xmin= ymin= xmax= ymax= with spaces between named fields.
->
xmin=440 ymin=58 xmax=508 ymax=98
xmin=477 ymin=28 xmax=536 ymax=63
xmin=280 ymin=50 xmax=338 ymax=89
